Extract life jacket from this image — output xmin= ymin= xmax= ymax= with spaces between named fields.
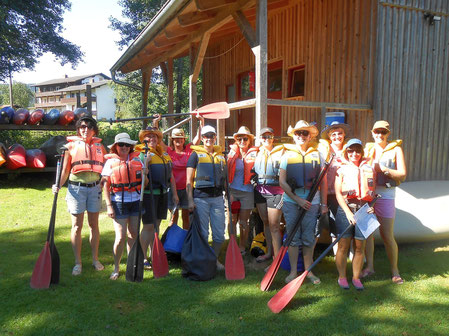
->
xmin=66 ymin=136 xmax=105 ymax=174
xmin=104 ymin=152 xmax=142 ymax=193
xmin=135 ymin=144 xmax=172 ymax=191
xmin=317 ymin=139 xmax=347 ymax=194
xmin=338 ymin=160 xmax=375 ymax=201
xmin=254 ymin=144 xmax=285 ymax=186
xmin=191 ymin=145 xmax=226 ymax=189
xmin=365 ymin=140 xmax=402 ymax=187
xmin=283 ymin=144 xmax=321 ymax=190
xmin=227 ymin=144 xmax=258 ymax=185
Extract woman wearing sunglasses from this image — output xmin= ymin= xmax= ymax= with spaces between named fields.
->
xmin=253 ymin=127 xmax=285 ymax=262
xmin=53 ymin=116 xmax=106 ymax=276
xmin=279 ymin=120 xmax=327 ymax=284
xmin=334 ymin=138 xmax=376 ymax=290
xmin=227 ymin=126 xmax=259 ymax=254
xmin=102 ymin=133 xmax=144 ymax=280
xmin=362 ymin=121 xmax=407 ymax=284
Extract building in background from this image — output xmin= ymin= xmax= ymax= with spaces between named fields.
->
xmin=32 ymin=73 xmax=116 ymax=120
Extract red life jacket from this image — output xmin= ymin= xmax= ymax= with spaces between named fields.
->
xmin=227 ymin=144 xmax=258 ymax=185
xmin=66 ymin=136 xmax=105 ymax=174
xmin=339 ymin=160 xmax=376 ymax=201
xmin=104 ymin=152 xmax=142 ymax=193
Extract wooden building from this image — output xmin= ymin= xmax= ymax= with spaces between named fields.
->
xmin=111 ymin=0 xmax=449 ymax=184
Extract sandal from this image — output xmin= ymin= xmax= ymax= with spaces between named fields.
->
xmin=352 ymin=278 xmax=364 ymax=290
xmin=144 ymin=259 xmax=152 ymax=270
xmin=109 ymin=272 xmax=120 ymax=280
xmin=92 ymin=260 xmax=104 ymax=271
xmin=392 ymin=275 xmax=404 ymax=285
xmin=338 ymin=278 xmax=350 ymax=290
xmin=256 ymin=254 xmax=272 ymax=263
xmin=307 ymin=273 xmax=321 ymax=285
xmin=72 ymin=264 xmax=82 ymax=276
xmin=285 ymin=274 xmax=297 ymax=284
xmin=361 ymin=269 xmax=375 ymax=278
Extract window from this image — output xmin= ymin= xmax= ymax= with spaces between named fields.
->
xmin=226 ymin=84 xmax=235 ymax=103
xmin=288 ymin=65 xmax=305 ymax=97
xmin=268 ymin=68 xmax=282 ymax=93
xmin=238 ymin=71 xmax=255 ymax=100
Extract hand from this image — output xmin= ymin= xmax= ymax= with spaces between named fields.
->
xmin=153 ymin=113 xmax=162 ymax=122
xmin=367 ymin=206 xmax=375 ymax=214
xmin=173 ymin=195 xmax=179 ymax=208
xmin=188 ymin=199 xmax=195 ymax=212
xmin=230 ymin=194 xmax=235 ymax=203
xmin=52 ymin=184 xmax=59 ymax=194
xmin=320 ymin=204 xmax=328 ymax=215
xmin=107 ymin=204 xmax=115 ymax=219
xmin=196 ymin=113 xmax=205 ymax=125
xmin=345 ymin=211 xmax=356 ymax=225
xmin=296 ymin=197 xmax=311 ymax=211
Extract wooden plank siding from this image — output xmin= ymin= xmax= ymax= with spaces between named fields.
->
xmin=202 ymin=0 xmax=377 ymax=145
xmin=373 ymin=0 xmax=449 ymax=181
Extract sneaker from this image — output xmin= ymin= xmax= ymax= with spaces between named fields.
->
xmin=144 ymin=259 xmax=152 ymax=270
xmin=338 ymin=278 xmax=350 ymax=289
xmin=352 ymin=278 xmax=364 ymax=290
xmin=72 ymin=264 xmax=82 ymax=276
xmin=216 ymin=261 xmax=225 ymax=271
xmin=92 ymin=260 xmax=104 ymax=271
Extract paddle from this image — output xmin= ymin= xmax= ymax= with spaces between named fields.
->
xmin=106 ymin=102 xmax=230 ymax=124
xmin=125 ymin=142 xmax=149 ymax=282
xmin=146 ymin=146 xmax=169 ymax=279
xmin=30 ymin=149 xmax=66 ymax=289
xmin=223 ymin=149 xmax=245 ymax=280
xmin=267 ymin=196 xmax=380 ymax=313
xmin=260 ymin=155 xmax=334 ymax=291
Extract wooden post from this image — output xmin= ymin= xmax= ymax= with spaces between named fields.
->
xmin=86 ymin=84 xmax=92 ymax=114
xmin=167 ymin=58 xmax=174 ymax=127
xmin=76 ymin=92 xmax=81 ymax=108
xmin=253 ymin=0 xmax=268 ymax=145
xmin=321 ymin=106 xmax=326 ymax=132
xmin=189 ymin=44 xmax=198 ymax=139
xmin=142 ymin=68 xmax=152 ymax=129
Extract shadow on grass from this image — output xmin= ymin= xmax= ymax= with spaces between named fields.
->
xmin=0 ymin=172 xmax=55 ymax=190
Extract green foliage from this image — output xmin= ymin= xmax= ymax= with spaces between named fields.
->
xmin=0 ymin=0 xmax=83 ymax=81
xmin=0 ymin=130 xmax=72 ymax=149
xmin=0 ymin=82 xmax=34 ymax=108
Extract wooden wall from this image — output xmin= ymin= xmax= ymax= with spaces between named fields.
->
xmin=203 ymin=0 xmax=377 ymax=144
xmin=373 ymin=0 xmax=449 ymax=181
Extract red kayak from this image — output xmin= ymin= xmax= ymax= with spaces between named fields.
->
xmin=58 ymin=110 xmax=75 ymax=125
xmin=27 ymin=109 xmax=44 ymax=125
xmin=13 ymin=108 xmax=30 ymax=125
xmin=6 ymin=144 xmax=27 ymax=169
xmin=0 ymin=143 xmax=7 ymax=167
xmin=26 ymin=149 xmax=47 ymax=168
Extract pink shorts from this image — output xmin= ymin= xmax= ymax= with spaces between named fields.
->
xmin=374 ymin=198 xmax=396 ymax=219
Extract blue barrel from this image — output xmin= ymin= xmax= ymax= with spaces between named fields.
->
xmin=280 ymin=234 xmax=305 ymax=272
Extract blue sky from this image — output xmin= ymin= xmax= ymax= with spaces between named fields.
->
xmin=12 ymin=0 xmax=128 ymax=84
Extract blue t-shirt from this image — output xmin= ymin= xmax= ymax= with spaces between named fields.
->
xmin=230 ymin=158 xmax=253 ymax=192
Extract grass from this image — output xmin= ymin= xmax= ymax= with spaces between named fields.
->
xmin=1 ymin=173 xmax=449 ymax=336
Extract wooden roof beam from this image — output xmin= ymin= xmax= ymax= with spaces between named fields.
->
xmin=232 ymin=10 xmax=257 ymax=48
xmin=195 ymin=0 xmax=237 ymax=11
xmin=154 ymin=35 xmax=185 ymax=48
xmin=164 ymin=24 xmax=200 ymax=39
xmin=177 ymin=9 xmax=218 ymax=27
xmin=191 ymin=32 xmax=211 ymax=82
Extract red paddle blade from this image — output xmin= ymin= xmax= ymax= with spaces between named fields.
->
xmin=260 ymin=246 xmax=288 ymax=291
xmin=152 ymin=232 xmax=169 ymax=278
xmin=267 ymin=270 xmax=309 ymax=313
xmin=194 ymin=102 xmax=229 ymax=119
xmin=225 ymin=234 xmax=245 ymax=280
xmin=30 ymin=242 xmax=52 ymax=289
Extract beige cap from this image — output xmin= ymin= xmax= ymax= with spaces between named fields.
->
xmin=372 ymin=120 xmax=390 ymax=132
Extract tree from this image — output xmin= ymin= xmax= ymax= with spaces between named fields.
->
xmin=0 ymin=0 xmax=83 ymax=82
xmin=0 ymin=82 xmax=34 ymax=108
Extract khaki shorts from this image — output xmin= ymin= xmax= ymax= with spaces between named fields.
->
xmin=230 ymin=188 xmax=254 ymax=210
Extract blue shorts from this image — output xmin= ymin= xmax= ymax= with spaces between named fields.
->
xmin=112 ymin=200 xmax=141 ymax=219
xmin=65 ymin=183 xmax=102 ymax=215
xmin=168 ymin=188 xmax=189 ymax=210
xmin=282 ymin=201 xmax=319 ymax=247
xmin=335 ymin=206 xmax=365 ymax=240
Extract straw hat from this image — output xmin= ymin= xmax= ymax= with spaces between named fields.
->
xmin=233 ymin=126 xmax=255 ymax=141
xmin=171 ymin=128 xmax=186 ymax=139
xmin=372 ymin=120 xmax=390 ymax=132
xmin=321 ymin=121 xmax=351 ymax=140
xmin=108 ymin=132 xmax=137 ymax=150
xmin=287 ymin=120 xmax=319 ymax=138
xmin=138 ymin=126 xmax=163 ymax=143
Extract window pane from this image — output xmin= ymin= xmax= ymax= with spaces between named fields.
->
xmin=290 ymin=68 xmax=305 ymax=97
xmin=268 ymin=69 xmax=282 ymax=92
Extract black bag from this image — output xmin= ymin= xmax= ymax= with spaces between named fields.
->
xmin=181 ymin=210 xmax=217 ymax=281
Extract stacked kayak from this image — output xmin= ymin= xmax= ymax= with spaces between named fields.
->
xmin=26 ymin=149 xmax=47 ymax=168
xmin=6 ymin=144 xmax=27 ymax=169
xmin=58 ymin=110 xmax=75 ymax=125
xmin=13 ymin=108 xmax=30 ymax=125
xmin=0 ymin=106 xmax=14 ymax=124
xmin=42 ymin=108 xmax=60 ymax=125
xmin=74 ymin=107 xmax=92 ymax=120
xmin=27 ymin=109 xmax=45 ymax=125
xmin=0 ymin=143 xmax=7 ymax=167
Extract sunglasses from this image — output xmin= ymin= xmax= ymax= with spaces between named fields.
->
xmin=347 ymin=149 xmax=362 ymax=154
xmin=202 ymin=133 xmax=216 ymax=139
xmin=373 ymin=129 xmax=389 ymax=135
xmin=294 ymin=130 xmax=309 ymax=137
xmin=261 ymin=135 xmax=274 ymax=140
xmin=237 ymin=137 xmax=249 ymax=142
xmin=79 ymin=124 xmax=94 ymax=130
xmin=117 ymin=143 xmax=132 ymax=148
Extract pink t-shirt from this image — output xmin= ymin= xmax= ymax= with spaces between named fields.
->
xmin=167 ymin=143 xmax=192 ymax=190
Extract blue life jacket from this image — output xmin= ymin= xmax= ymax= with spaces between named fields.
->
xmin=254 ymin=145 xmax=285 ymax=186
xmin=283 ymin=144 xmax=321 ymax=190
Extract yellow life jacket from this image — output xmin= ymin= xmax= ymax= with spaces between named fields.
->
xmin=283 ymin=144 xmax=321 ymax=190
xmin=191 ymin=145 xmax=226 ymax=189
xmin=365 ymin=140 xmax=402 ymax=187
xmin=254 ymin=144 xmax=285 ymax=186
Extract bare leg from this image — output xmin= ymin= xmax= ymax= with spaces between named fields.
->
xmin=237 ymin=209 xmax=252 ymax=251
xmin=287 ymin=246 xmax=299 ymax=279
xmin=70 ymin=213 xmax=84 ymax=265
xmin=87 ymin=211 xmax=101 ymax=264
xmin=169 ymin=209 xmax=179 ymax=227
xmin=303 ymin=244 xmax=320 ymax=282
xmin=336 ymin=237 xmax=351 ymax=279
xmin=141 ymin=224 xmax=155 ymax=260
xmin=181 ymin=209 xmax=190 ymax=230
xmin=363 ymin=234 xmax=375 ymax=273
xmin=352 ymin=239 xmax=366 ymax=280
xmin=126 ymin=215 xmax=139 ymax=254
xmin=256 ymin=203 xmax=272 ymax=258
xmin=378 ymin=216 xmax=400 ymax=277
xmin=112 ymin=218 xmax=127 ymax=273
xmin=267 ymin=207 xmax=282 ymax=257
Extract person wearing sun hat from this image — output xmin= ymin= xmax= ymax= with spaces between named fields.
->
xmin=101 ymin=133 xmax=143 ymax=280
xmin=151 ymin=113 xmax=204 ymax=230
xmin=135 ymin=126 xmax=179 ymax=270
xmin=334 ymin=138 xmax=376 ymax=290
xmin=187 ymin=124 xmax=227 ymax=270
xmin=362 ymin=120 xmax=407 ymax=284
xmin=227 ymin=126 xmax=259 ymax=254
xmin=279 ymin=120 xmax=327 ymax=285
xmin=318 ymin=121 xmax=352 ymax=255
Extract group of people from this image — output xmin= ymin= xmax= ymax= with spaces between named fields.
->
xmin=54 ymin=114 xmax=406 ymax=289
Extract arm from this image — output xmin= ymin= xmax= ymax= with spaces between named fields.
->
xmin=52 ymin=150 xmax=71 ymax=194
xmin=186 ymin=167 xmax=195 ymax=211
xmin=279 ymin=168 xmax=311 ymax=210
xmin=334 ymin=173 xmax=356 ymax=225
xmin=102 ymin=177 xmax=114 ymax=218
xmin=380 ymin=147 xmax=407 ymax=182
xmin=191 ymin=114 xmax=205 ymax=145
xmin=170 ymin=171 xmax=179 ymax=207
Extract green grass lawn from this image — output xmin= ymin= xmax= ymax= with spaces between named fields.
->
xmin=1 ymin=174 xmax=448 ymax=336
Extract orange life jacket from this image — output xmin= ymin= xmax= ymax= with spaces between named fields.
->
xmin=66 ymin=136 xmax=105 ymax=174
xmin=227 ymin=144 xmax=258 ymax=185
xmin=339 ymin=160 xmax=376 ymax=202
xmin=104 ymin=152 xmax=142 ymax=193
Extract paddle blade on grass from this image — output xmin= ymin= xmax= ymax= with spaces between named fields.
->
xmin=260 ymin=245 xmax=288 ymax=291
xmin=225 ymin=234 xmax=245 ymax=280
xmin=267 ymin=270 xmax=309 ymax=313
xmin=49 ymin=243 xmax=60 ymax=285
xmin=152 ymin=232 xmax=169 ymax=278
xmin=30 ymin=242 xmax=52 ymax=289
xmin=126 ymin=240 xmax=144 ymax=282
